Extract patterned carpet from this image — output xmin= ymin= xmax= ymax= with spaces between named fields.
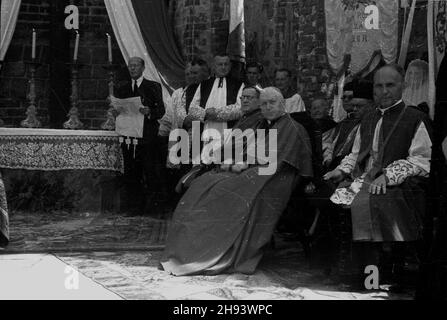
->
xmin=2 ymin=210 xmax=415 ymax=299
xmin=5 ymin=211 xmax=167 ymax=253
xmin=56 ymin=244 xmax=413 ymax=300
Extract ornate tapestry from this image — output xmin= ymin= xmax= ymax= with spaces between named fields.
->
xmin=324 ymin=0 xmax=398 ymax=76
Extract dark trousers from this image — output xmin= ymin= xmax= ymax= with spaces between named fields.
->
xmin=121 ymin=136 xmax=168 ymax=215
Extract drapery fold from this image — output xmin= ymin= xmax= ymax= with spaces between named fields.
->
xmin=397 ymin=0 xmax=416 ymax=67
xmin=104 ymin=0 xmax=172 ymax=105
xmin=227 ymin=0 xmax=245 ymax=62
xmin=131 ymin=0 xmax=185 ymax=89
xmin=0 ymin=0 xmax=22 ymax=67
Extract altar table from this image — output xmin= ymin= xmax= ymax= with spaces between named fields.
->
xmin=0 ymin=128 xmax=124 ymax=213
xmin=0 ymin=128 xmax=123 ymax=172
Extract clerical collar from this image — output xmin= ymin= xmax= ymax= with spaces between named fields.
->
xmin=346 ymin=111 xmax=361 ymax=120
xmin=133 ymin=76 xmax=144 ymax=88
xmin=266 ymin=113 xmax=285 ymax=127
xmin=378 ymin=99 xmax=403 ymax=115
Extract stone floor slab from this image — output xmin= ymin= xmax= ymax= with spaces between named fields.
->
xmin=0 ymin=254 xmax=122 ymax=300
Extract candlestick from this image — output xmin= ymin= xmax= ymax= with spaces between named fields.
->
xmin=31 ymin=29 xmax=36 ymax=60
xmin=73 ymin=31 xmax=80 ymax=61
xmin=100 ymin=64 xmax=119 ymax=130
xmin=21 ymin=61 xmax=42 ymax=128
xmin=106 ymin=33 xmax=112 ymax=63
xmin=63 ymin=62 xmax=84 ymax=129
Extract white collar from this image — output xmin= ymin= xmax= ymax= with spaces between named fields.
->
xmin=378 ymin=99 xmax=403 ymax=114
xmin=133 ymin=76 xmax=144 ymax=87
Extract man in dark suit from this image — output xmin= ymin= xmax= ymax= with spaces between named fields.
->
xmin=115 ymin=56 xmax=166 ymax=215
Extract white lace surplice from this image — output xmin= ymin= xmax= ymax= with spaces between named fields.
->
xmin=189 ymin=78 xmax=243 ymax=164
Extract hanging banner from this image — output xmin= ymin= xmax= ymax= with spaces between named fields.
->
xmin=434 ymin=0 xmax=447 ymax=73
xmin=325 ymin=0 xmax=398 ymax=76
xmin=1 ymin=0 xmax=22 ymax=65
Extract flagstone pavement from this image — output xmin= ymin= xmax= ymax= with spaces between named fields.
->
xmin=1 ymin=211 xmax=414 ymax=300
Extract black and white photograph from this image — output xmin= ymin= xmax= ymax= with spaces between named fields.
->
xmin=0 ymin=0 xmax=446 ymax=306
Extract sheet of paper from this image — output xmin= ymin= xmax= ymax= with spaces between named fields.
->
xmin=111 ymin=96 xmax=144 ymax=138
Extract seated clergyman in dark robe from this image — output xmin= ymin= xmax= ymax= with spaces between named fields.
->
xmin=277 ymin=110 xmax=323 ymax=243
xmin=160 ymin=87 xmax=313 ymax=276
xmin=0 ymin=172 xmax=9 ymax=248
xmin=323 ymin=80 xmax=375 ymax=171
xmin=303 ymin=80 xmax=375 ymax=275
xmin=174 ymin=85 xmax=264 ymax=192
xmin=324 ymin=64 xmax=433 ymax=288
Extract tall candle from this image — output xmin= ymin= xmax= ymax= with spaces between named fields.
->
xmin=106 ymin=33 xmax=112 ymax=63
xmin=73 ymin=31 xmax=80 ymax=61
xmin=31 ymin=29 xmax=36 ymax=60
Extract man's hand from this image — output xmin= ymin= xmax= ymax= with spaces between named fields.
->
xmin=205 ymin=108 xmax=218 ymax=121
xmin=183 ymin=114 xmax=195 ymax=130
xmin=368 ymin=174 xmax=387 ymax=195
xmin=231 ymin=163 xmax=248 ymax=173
xmin=220 ymin=164 xmax=231 ymax=171
xmin=323 ymin=169 xmax=345 ymax=183
xmin=139 ymin=106 xmax=151 ymax=116
xmin=322 ymin=158 xmax=331 ymax=168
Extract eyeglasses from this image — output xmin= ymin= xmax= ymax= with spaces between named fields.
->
xmin=240 ymin=95 xmax=257 ymax=101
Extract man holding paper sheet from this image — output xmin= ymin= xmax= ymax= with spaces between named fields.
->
xmin=113 ymin=57 xmax=166 ymax=216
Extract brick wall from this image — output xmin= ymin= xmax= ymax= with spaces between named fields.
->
xmin=0 ymin=0 xmax=125 ymax=128
xmin=0 ymin=0 xmax=51 ymax=126
xmin=71 ymin=0 xmax=125 ymax=129
xmin=295 ymin=0 xmax=327 ymax=105
xmin=172 ymin=0 xmax=323 ymax=105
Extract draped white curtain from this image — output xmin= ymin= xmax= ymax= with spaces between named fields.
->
xmin=397 ymin=0 xmax=416 ymax=66
xmin=403 ymin=59 xmax=429 ymax=108
xmin=104 ymin=0 xmax=172 ymax=105
xmin=0 ymin=0 xmax=22 ymax=68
